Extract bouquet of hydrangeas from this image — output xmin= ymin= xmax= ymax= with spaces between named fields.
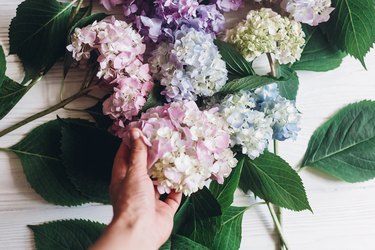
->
xmin=0 ymin=0 xmax=374 ymax=249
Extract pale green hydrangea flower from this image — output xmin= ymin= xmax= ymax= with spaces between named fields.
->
xmin=225 ymin=8 xmax=305 ymax=64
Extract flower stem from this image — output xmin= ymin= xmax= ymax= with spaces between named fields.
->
xmin=0 ymin=87 xmax=94 ymax=138
xmin=267 ymin=203 xmax=289 ymax=250
xmin=267 ymin=53 xmax=277 ymax=78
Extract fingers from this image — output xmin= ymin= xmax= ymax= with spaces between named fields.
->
xmin=110 ymin=143 xmax=129 ymax=188
xmin=164 ymin=191 xmax=182 ymax=214
xmin=127 ymin=128 xmax=148 ymax=177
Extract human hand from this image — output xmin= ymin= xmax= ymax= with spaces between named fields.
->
xmin=91 ymin=128 xmax=182 ymax=250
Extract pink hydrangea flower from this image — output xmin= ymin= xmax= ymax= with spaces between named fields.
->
xmin=118 ymin=101 xmax=238 ymax=195
xmin=103 ymin=77 xmax=153 ymax=121
xmin=67 ymin=16 xmax=150 ymax=82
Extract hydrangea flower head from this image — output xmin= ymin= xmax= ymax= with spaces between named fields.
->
xmin=120 ymin=101 xmax=238 ymax=195
xmin=149 ymin=27 xmax=228 ymax=101
xmin=225 ymin=8 xmax=305 ymax=64
xmin=67 ymin=17 xmax=153 ymax=121
xmin=100 ymin=0 xmax=225 ymax=43
xmin=216 ymin=90 xmax=273 ymax=159
xmin=254 ymin=83 xmax=301 ymax=141
xmin=282 ymin=0 xmax=334 ymax=26
xmin=67 ymin=16 xmax=150 ymax=82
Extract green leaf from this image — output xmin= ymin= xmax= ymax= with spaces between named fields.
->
xmin=292 ymin=26 xmax=346 ymax=72
xmin=9 ymin=0 xmax=75 ymax=80
xmin=210 ymin=156 xmax=244 ymax=209
xmin=219 ymin=75 xmax=275 ymax=94
xmin=64 ymin=13 xmax=108 ymax=78
xmin=29 ymin=219 xmax=106 ymax=250
xmin=172 ymin=196 xmax=190 ymax=234
xmin=142 ymin=83 xmax=166 ymax=112
xmin=0 ymin=76 xmax=33 ymax=120
xmin=212 ymin=206 xmax=247 ymax=250
xmin=0 ymin=45 xmax=5 ymax=88
xmin=277 ymin=65 xmax=299 ymax=100
xmin=219 ymin=68 xmax=295 ymax=95
xmin=322 ymin=0 xmax=375 ymax=67
xmin=239 ymin=152 xmax=311 ymax=211
xmin=178 ymin=187 xmax=222 ymax=247
xmin=9 ymin=119 xmax=88 ymax=206
xmin=61 ymin=119 xmax=121 ymax=204
xmin=302 ymin=100 xmax=375 ymax=182
xmin=214 ymin=39 xmax=254 ymax=78
xmin=171 ymin=235 xmax=209 ymax=250
xmin=84 ymin=97 xmax=112 ymax=130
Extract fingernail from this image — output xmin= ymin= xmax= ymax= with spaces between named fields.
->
xmin=131 ymin=130 xmax=140 ymax=140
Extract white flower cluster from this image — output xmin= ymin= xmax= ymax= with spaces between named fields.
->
xmin=149 ymin=27 xmax=228 ymax=101
xmin=282 ymin=0 xmax=334 ymax=26
xmin=218 ymin=90 xmax=273 ymax=159
xmin=225 ymin=8 xmax=305 ymax=64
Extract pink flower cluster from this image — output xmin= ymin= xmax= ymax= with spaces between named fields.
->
xmin=119 ymin=101 xmax=238 ymax=195
xmin=67 ymin=16 xmax=153 ymax=121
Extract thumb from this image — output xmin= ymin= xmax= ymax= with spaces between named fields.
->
xmin=127 ymin=128 xmax=148 ymax=177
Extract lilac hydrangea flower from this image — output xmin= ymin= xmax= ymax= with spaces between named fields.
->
xmin=281 ymin=0 xmax=334 ymax=26
xmin=100 ymin=0 xmax=226 ymax=43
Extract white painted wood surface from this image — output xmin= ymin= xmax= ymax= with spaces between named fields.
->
xmin=1 ymin=1 xmax=375 ymax=249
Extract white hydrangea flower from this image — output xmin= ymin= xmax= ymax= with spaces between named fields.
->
xmin=282 ymin=0 xmax=334 ymax=26
xmin=149 ymin=27 xmax=228 ymax=101
xmin=225 ymin=8 xmax=305 ymax=64
xmin=218 ymin=90 xmax=273 ymax=159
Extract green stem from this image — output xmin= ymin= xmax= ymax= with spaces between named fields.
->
xmin=71 ymin=0 xmax=84 ymax=21
xmin=267 ymin=203 xmax=289 ymax=250
xmin=0 ymin=87 xmax=94 ymax=138
xmin=267 ymin=53 xmax=277 ymax=78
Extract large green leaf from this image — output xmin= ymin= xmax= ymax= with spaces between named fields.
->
xmin=219 ymin=67 xmax=295 ymax=95
xmin=61 ymin=119 xmax=121 ymax=204
xmin=29 ymin=219 xmax=106 ymax=250
xmin=292 ymin=26 xmax=346 ymax=72
xmin=302 ymin=101 xmax=375 ymax=182
xmin=172 ymin=196 xmax=190 ymax=234
xmin=9 ymin=0 xmax=75 ymax=80
xmin=322 ymin=0 xmax=375 ymax=67
xmin=0 ymin=77 xmax=34 ymax=120
xmin=212 ymin=206 xmax=247 ymax=250
xmin=277 ymin=65 xmax=299 ymax=100
xmin=178 ymin=187 xmax=222 ymax=247
xmin=9 ymin=120 xmax=88 ymax=206
xmin=171 ymin=235 xmax=209 ymax=249
xmin=0 ymin=45 xmax=5 ymax=88
xmin=210 ymin=156 xmax=244 ymax=209
xmin=239 ymin=152 xmax=311 ymax=211
xmin=214 ymin=40 xmax=254 ymax=78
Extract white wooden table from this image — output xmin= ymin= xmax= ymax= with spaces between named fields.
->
xmin=1 ymin=1 xmax=375 ymax=249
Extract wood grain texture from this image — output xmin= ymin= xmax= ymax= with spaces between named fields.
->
xmin=1 ymin=1 xmax=375 ymax=249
